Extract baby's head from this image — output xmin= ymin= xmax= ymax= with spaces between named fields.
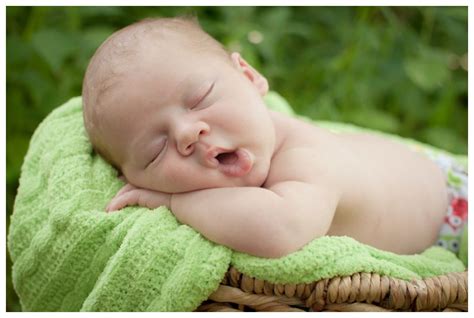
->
xmin=83 ymin=17 xmax=276 ymax=193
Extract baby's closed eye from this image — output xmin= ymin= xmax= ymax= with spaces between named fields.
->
xmin=146 ymin=138 xmax=168 ymax=167
xmin=189 ymin=82 xmax=215 ymax=110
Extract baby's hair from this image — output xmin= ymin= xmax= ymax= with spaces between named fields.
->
xmin=82 ymin=16 xmax=230 ymax=169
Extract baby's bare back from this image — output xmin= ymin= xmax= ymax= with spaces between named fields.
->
xmin=268 ymin=112 xmax=448 ymax=254
xmin=329 ymin=132 xmax=448 ymax=253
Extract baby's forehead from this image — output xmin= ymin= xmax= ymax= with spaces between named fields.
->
xmin=84 ymin=18 xmax=230 ymax=116
xmin=106 ymin=20 xmax=206 ymax=52
xmin=115 ymin=20 xmax=228 ymax=63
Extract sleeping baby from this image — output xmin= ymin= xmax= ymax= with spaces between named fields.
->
xmin=82 ymin=17 xmax=467 ymax=258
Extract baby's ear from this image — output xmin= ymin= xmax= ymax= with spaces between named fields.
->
xmin=231 ymin=52 xmax=268 ymax=96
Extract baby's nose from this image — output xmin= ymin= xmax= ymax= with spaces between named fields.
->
xmin=176 ymin=121 xmax=210 ymax=156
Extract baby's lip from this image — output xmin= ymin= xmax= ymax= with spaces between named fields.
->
xmin=203 ymin=146 xmax=226 ymax=168
xmin=203 ymin=146 xmax=254 ymax=177
xmin=218 ymin=148 xmax=254 ymax=177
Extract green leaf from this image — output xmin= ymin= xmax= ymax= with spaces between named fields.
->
xmin=404 ymin=47 xmax=451 ymax=92
xmin=31 ymin=29 xmax=79 ymax=73
xmin=347 ymin=108 xmax=400 ymax=133
xmin=7 ymin=35 xmax=33 ymax=67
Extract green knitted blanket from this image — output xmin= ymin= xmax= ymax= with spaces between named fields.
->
xmin=8 ymin=94 xmax=466 ymax=312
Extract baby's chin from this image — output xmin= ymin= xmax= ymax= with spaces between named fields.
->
xmin=165 ymin=164 xmax=270 ymax=193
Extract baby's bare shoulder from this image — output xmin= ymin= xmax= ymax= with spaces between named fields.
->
xmin=264 ymin=116 xmax=350 ymax=188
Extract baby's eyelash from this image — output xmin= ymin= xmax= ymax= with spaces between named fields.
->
xmin=190 ymin=82 xmax=214 ymax=109
xmin=146 ymin=139 xmax=167 ymax=167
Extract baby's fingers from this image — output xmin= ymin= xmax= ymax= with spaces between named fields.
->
xmin=106 ymin=188 xmax=170 ymax=213
xmin=106 ymin=190 xmax=140 ymax=212
xmin=115 ymin=183 xmax=136 ymax=197
xmin=135 ymin=190 xmax=170 ymax=210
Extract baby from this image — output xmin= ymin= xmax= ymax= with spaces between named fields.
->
xmin=82 ymin=17 xmax=462 ymax=258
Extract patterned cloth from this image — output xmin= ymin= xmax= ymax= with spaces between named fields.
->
xmin=427 ymin=153 xmax=468 ymax=255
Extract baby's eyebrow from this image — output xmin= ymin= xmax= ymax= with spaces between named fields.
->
xmin=176 ymin=74 xmax=199 ymax=96
xmin=184 ymin=78 xmax=215 ymax=103
xmin=182 ymin=78 xmax=204 ymax=99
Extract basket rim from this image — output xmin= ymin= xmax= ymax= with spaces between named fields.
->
xmin=200 ymin=267 xmax=468 ymax=312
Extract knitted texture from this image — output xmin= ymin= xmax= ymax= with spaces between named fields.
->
xmin=7 ymin=97 xmax=231 ymax=311
xmin=8 ymin=94 xmax=466 ymax=311
xmin=232 ymin=237 xmax=465 ymax=284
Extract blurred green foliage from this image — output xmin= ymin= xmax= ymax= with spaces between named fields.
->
xmin=6 ymin=6 xmax=467 ymax=311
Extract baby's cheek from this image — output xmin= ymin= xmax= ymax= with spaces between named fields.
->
xmin=162 ymin=160 xmax=215 ymax=192
xmin=160 ymin=166 xmax=178 ymax=184
xmin=158 ymin=162 xmax=191 ymax=191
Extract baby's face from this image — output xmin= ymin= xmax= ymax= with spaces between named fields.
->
xmin=98 ymin=42 xmax=276 ymax=193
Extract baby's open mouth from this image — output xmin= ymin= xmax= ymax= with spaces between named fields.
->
xmin=213 ymin=148 xmax=253 ymax=177
xmin=215 ymin=151 xmax=239 ymax=165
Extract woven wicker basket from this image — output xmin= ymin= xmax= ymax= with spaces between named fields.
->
xmin=197 ymin=267 xmax=468 ymax=312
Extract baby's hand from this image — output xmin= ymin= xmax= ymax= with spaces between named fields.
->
xmin=105 ymin=182 xmax=171 ymax=212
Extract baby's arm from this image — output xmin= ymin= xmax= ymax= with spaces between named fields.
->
xmin=172 ymin=182 xmax=338 ymax=258
xmin=107 ymin=182 xmax=339 ymax=258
